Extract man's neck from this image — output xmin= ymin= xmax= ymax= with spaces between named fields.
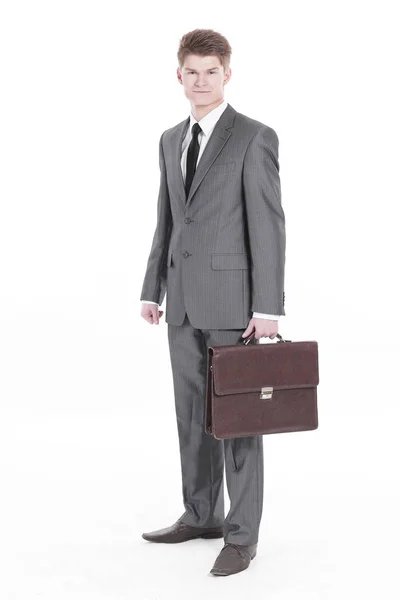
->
xmin=190 ymin=97 xmax=225 ymax=122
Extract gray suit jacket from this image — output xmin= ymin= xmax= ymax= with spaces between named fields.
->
xmin=140 ymin=102 xmax=286 ymax=329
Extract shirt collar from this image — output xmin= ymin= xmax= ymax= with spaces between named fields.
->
xmin=188 ymin=99 xmax=228 ymax=137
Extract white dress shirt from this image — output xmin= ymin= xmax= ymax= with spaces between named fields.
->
xmin=142 ymin=99 xmax=282 ymax=321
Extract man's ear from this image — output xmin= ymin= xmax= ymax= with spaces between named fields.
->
xmin=224 ymin=67 xmax=232 ymax=84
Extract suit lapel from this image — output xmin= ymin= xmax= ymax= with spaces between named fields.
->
xmin=171 ymin=115 xmax=190 ymax=207
xmin=170 ymin=103 xmax=237 ymax=212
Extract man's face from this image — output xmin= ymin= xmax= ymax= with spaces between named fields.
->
xmin=177 ymin=54 xmax=231 ymax=107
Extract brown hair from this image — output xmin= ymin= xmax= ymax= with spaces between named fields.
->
xmin=177 ymin=29 xmax=232 ymax=72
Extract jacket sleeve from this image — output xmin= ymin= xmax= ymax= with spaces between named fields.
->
xmin=139 ymin=132 xmax=173 ymax=305
xmin=242 ymin=125 xmax=286 ymax=315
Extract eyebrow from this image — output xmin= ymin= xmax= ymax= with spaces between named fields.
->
xmin=184 ymin=67 xmax=219 ymax=72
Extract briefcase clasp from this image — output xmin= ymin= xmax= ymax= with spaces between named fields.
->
xmin=260 ymin=386 xmax=273 ymax=400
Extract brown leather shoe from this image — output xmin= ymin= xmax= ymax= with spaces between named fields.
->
xmin=210 ymin=542 xmax=258 ymax=576
xmin=142 ymin=519 xmax=224 ymax=543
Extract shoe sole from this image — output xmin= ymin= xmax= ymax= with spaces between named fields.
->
xmin=142 ymin=531 xmax=224 ymax=543
xmin=199 ymin=532 xmax=224 ymax=539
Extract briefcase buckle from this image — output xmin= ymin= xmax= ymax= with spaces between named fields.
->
xmin=260 ymin=386 xmax=273 ymax=400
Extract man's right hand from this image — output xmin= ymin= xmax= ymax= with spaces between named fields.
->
xmin=141 ymin=303 xmax=163 ymax=325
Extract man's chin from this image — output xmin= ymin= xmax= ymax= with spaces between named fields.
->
xmin=191 ymin=94 xmax=212 ymax=104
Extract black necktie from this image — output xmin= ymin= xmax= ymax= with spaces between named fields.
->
xmin=185 ymin=122 xmax=202 ymax=200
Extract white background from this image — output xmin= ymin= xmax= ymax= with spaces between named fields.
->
xmin=1 ymin=1 xmax=399 ymax=598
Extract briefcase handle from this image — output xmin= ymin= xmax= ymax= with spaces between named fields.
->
xmin=242 ymin=331 xmax=292 ymax=345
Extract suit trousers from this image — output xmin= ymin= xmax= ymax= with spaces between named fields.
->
xmin=167 ymin=312 xmax=264 ymax=546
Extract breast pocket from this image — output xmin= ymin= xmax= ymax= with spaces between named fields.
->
xmin=208 ymin=161 xmax=236 ymax=171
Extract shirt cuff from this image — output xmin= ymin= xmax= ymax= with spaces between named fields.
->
xmin=252 ymin=312 xmax=280 ymax=320
xmin=141 ymin=300 xmax=159 ymax=305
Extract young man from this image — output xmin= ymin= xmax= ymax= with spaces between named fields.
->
xmin=139 ymin=28 xmax=286 ymax=576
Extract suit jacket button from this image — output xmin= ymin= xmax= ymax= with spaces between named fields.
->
xmin=182 ymin=251 xmax=189 ymax=258
xmin=184 ymin=217 xmax=192 ymax=224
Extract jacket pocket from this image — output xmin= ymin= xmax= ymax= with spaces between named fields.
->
xmin=211 ymin=253 xmax=249 ymax=270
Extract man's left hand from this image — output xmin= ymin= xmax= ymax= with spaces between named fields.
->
xmin=242 ymin=317 xmax=278 ymax=340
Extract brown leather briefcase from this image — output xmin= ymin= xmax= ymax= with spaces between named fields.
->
xmin=205 ymin=332 xmax=319 ymax=439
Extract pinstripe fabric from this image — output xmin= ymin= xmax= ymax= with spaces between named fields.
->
xmin=139 ymin=102 xmax=286 ymax=329
xmin=168 ymin=313 xmax=263 ymax=545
